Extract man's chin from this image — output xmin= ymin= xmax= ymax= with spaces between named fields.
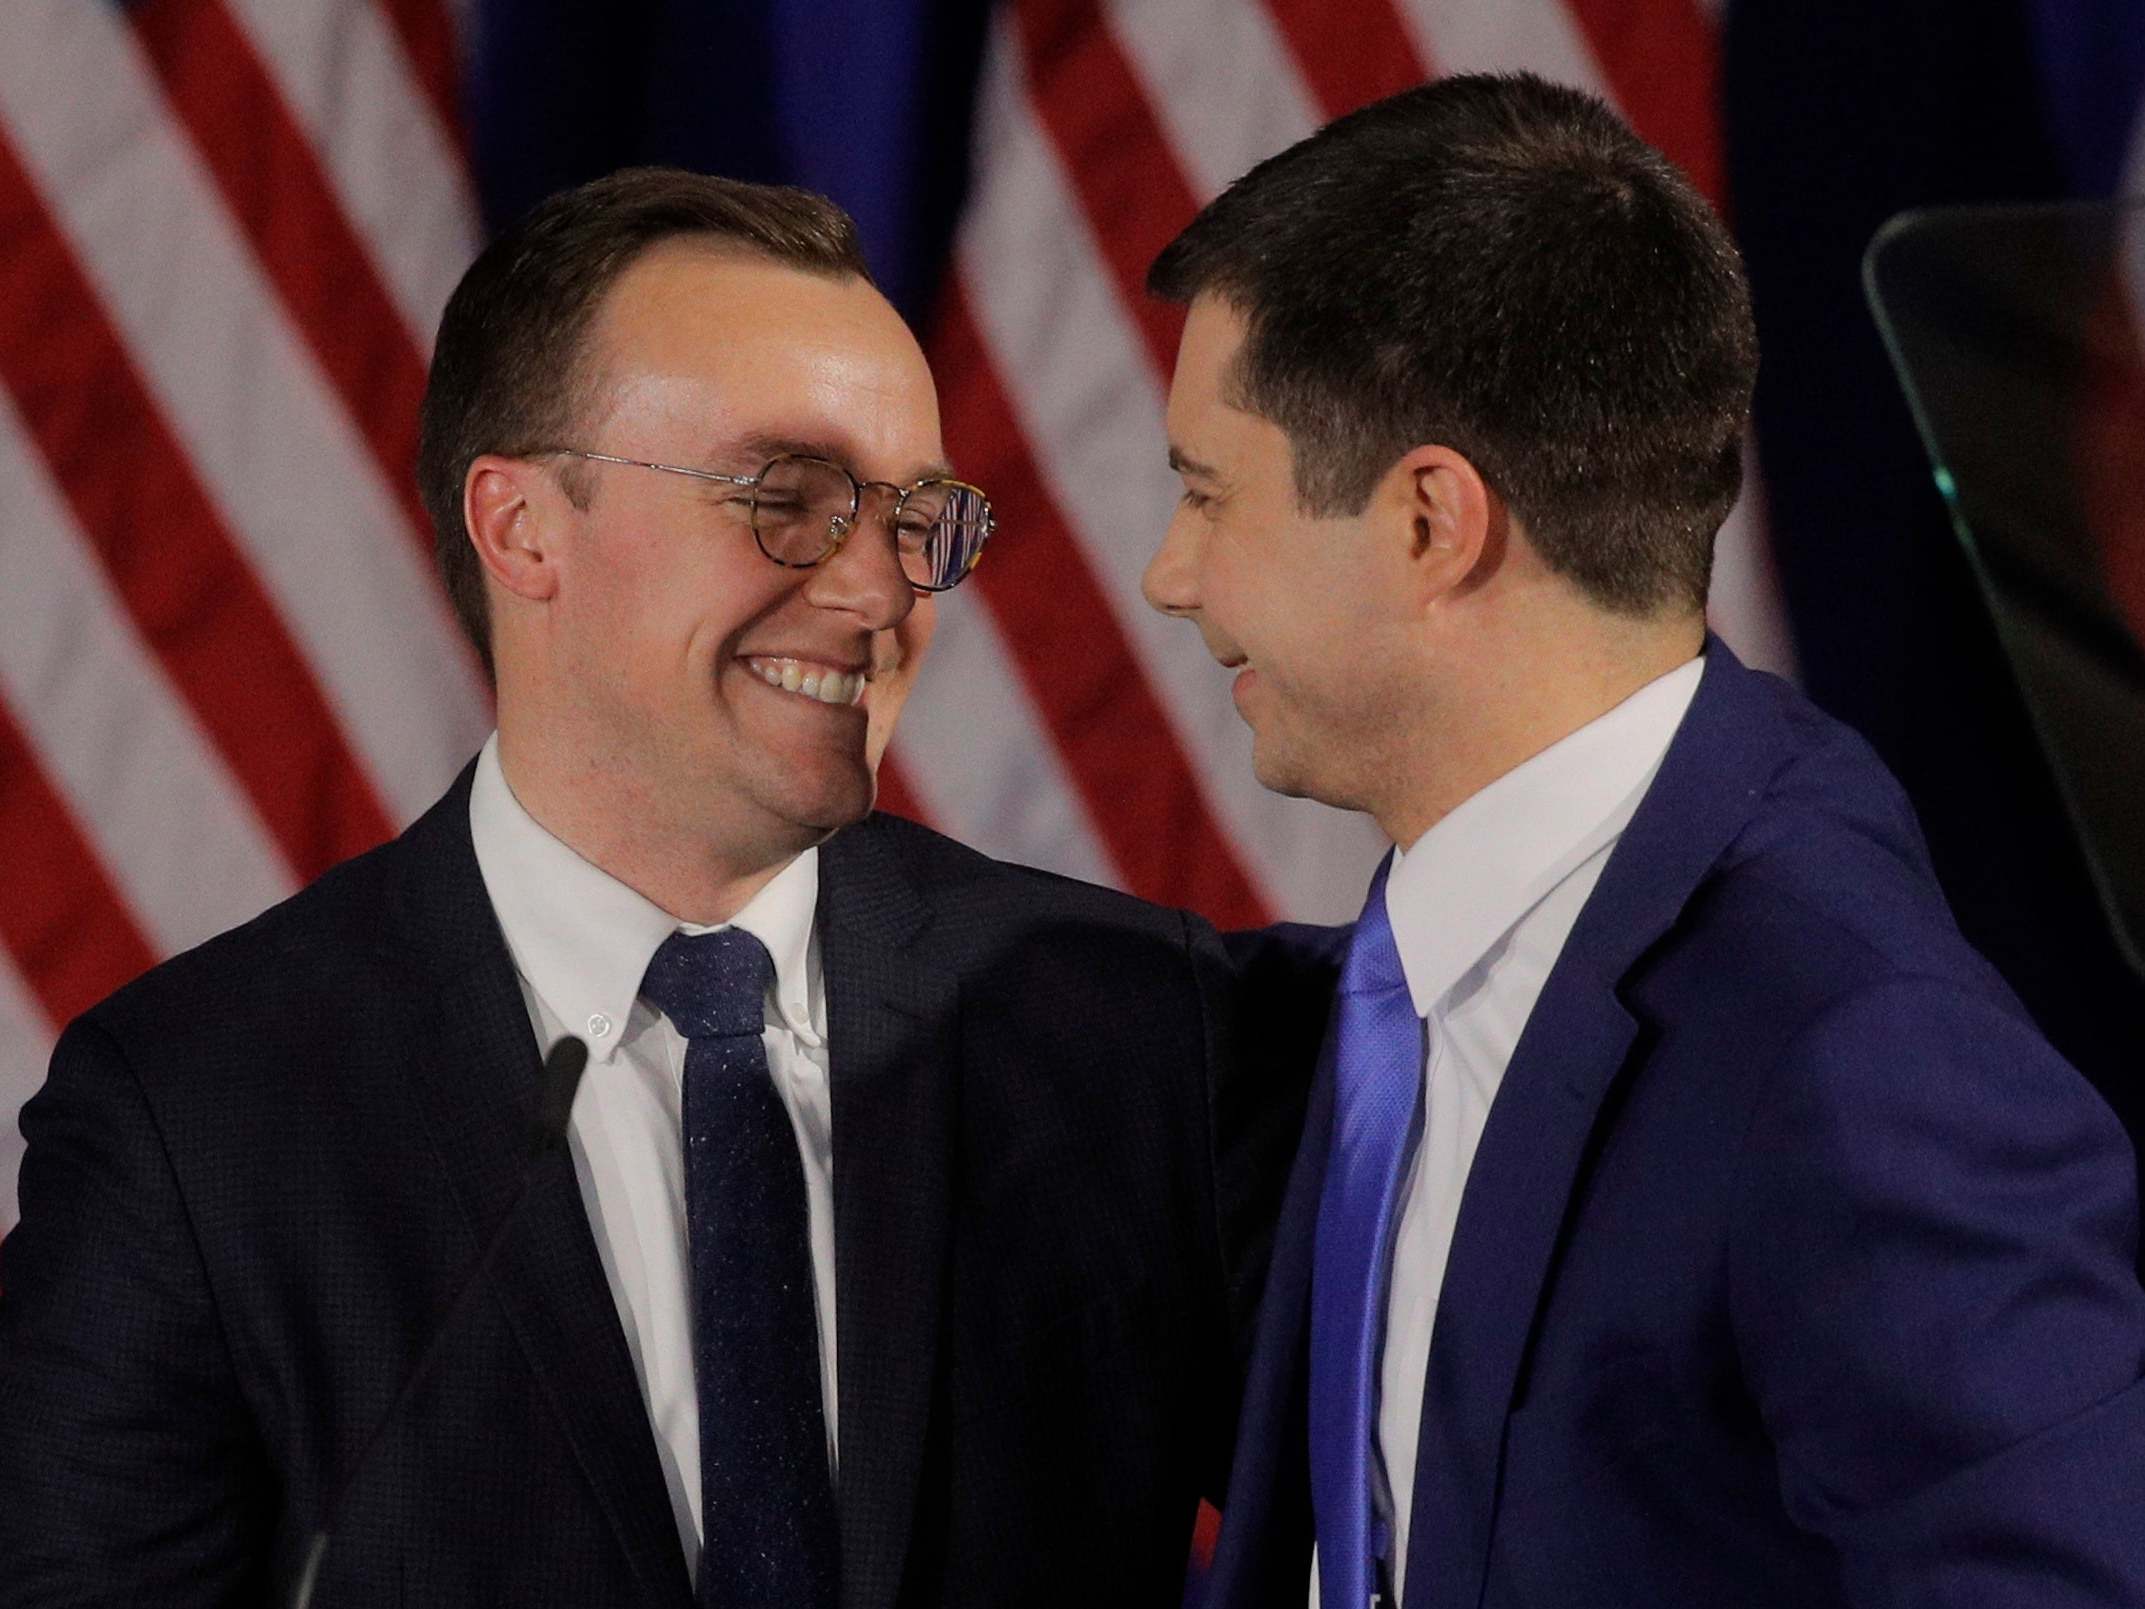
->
xmin=1248 ymin=739 xmax=1309 ymax=801
xmin=762 ymin=763 xmax=880 ymax=841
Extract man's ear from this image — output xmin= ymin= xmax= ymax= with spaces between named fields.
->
xmin=463 ymin=454 xmax=564 ymax=606
xmin=1382 ymin=444 xmax=1503 ymax=608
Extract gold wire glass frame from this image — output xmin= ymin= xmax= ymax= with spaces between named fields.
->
xmin=550 ymin=448 xmax=995 ymax=591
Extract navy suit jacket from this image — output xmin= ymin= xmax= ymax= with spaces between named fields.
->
xmin=1208 ymin=641 xmax=2145 ymax=1608
xmin=0 ymin=775 xmax=1332 ymax=1608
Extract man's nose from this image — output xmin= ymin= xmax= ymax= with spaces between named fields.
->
xmin=1142 ymin=510 xmax=1200 ymax=617
xmin=804 ymin=487 xmax=916 ymax=629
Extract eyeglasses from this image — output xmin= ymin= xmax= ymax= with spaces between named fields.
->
xmin=547 ymin=449 xmax=995 ymax=593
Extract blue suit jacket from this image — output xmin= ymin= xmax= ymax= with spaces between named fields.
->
xmin=1208 ymin=641 xmax=2145 ymax=1608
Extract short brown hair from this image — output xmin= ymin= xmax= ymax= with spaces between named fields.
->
xmin=1148 ymin=73 xmax=1756 ymax=616
xmin=416 ymin=168 xmax=872 ymax=675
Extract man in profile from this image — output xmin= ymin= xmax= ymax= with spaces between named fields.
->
xmin=1143 ymin=73 xmax=2145 ymax=1607
xmin=0 ymin=169 xmax=1323 ymax=1607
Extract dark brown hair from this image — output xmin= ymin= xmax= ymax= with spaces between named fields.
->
xmin=416 ymin=168 xmax=872 ymax=675
xmin=1148 ymin=73 xmax=1757 ymax=615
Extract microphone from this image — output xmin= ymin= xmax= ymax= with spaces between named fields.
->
xmin=290 ymin=1034 xmax=590 ymax=1609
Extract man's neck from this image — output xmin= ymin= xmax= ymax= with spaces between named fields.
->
xmin=493 ymin=735 xmax=807 ymax=927
xmin=1379 ymin=618 xmax=1704 ymax=850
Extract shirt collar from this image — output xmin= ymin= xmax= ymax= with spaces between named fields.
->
xmin=467 ymin=734 xmax=823 ymax=1060
xmin=1384 ymin=656 xmax=1704 ymax=1017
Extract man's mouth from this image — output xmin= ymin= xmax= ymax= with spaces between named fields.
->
xmin=744 ymin=655 xmax=868 ymax=708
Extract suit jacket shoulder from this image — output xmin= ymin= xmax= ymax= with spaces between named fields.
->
xmin=1 ymin=768 xmax=686 ymax=1606
xmin=831 ymin=809 xmax=1209 ymax=947
xmin=1693 ymin=665 xmax=2013 ymax=989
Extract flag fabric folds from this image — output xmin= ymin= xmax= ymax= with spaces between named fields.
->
xmin=0 ymin=0 xmax=1801 ymax=1230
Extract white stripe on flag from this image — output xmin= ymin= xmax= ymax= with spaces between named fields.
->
xmin=0 ymin=393 xmax=298 ymax=954
xmin=223 ymin=0 xmax=480 ymax=352
xmin=963 ymin=19 xmax=1385 ymax=921
xmin=1393 ymin=0 xmax=1609 ymax=89
xmin=1106 ymin=0 xmax=1322 ymax=201
xmin=891 ymin=598 xmax=1119 ymax=888
xmin=0 ymin=946 xmax=53 ymax=1228
xmin=0 ymin=0 xmax=490 ymax=826
xmin=1710 ymin=441 xmax=1797 ymax=677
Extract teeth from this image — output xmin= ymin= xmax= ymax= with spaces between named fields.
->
xmin=746 ymin=658 xmax=866 ymax=707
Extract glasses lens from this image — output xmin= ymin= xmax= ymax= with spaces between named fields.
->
xmin=753 ymin=455 xmax=856 ymax=565
xmin=900 ymin=482 xmax=993 ymax=590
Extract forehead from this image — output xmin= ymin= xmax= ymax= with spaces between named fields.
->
xmin=1167 ymin=295 xmax=1253 ymax=432
xmin=1169 ymin=295 xmax=1299 ymax=488
xmin=583 ymin=241 xmax=944 ymax=471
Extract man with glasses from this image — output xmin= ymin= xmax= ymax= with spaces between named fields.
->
xmin=0 ymin=169 xmax=1328 ymax=1607
xmin=1142 ymin=76 xmax=2145 ymax=1608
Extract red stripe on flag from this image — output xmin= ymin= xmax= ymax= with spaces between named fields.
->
xmin=871 ymin=751 xmax=926 ymax=825
xmin=1561 ymin=0 xmax=1725 ymax=209
xmin=1012 ymin=0 xmax=1196 ymax=377
xmin=126 ymin=0 xmax=439 ymax=562
xmin=370 ymin=0 xmax=469 ymax=155
xmin=0 ymin=131 xmax=397 ymax=881
xmin=1261 ymin=0 xmax=1432 ymax=118
xmin=0 ymin=705 xmax=158 ymax=1028
xmin=934 ymin=282 xmax=1271 ymax=928
xmin=1189 ymin=1498 xmax=1222 ymax=1570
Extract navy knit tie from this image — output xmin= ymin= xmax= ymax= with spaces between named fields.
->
xmin=640 ymin=929 xmax=837 ymax=1608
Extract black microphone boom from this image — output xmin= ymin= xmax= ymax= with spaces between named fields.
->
xmin=289 ymin=1034 xmax=590 ymax=1609
xmin=530 ymin=1032 xmax=589 ymax=1158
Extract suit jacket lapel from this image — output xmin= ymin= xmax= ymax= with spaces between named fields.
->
xmin=1404 ymin=641 xmax=1795 ymax=1606
xmin=387 ymin=772 xmax=692 ymax=1604
xmin=817 ymin=818 xmax=957 ymax=1609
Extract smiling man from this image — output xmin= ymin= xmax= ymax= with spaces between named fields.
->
xmin=1144 ymin=75 xmax=2145 ymax=1609
xmin=0 ymin=170 xmax=1326 ymax=1608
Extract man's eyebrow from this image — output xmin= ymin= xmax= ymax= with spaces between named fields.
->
xmin=729 ymin=432 xmax=957 ymax=485
xmin=1167 ymin=445 xmax=1221 ymax=480
xmin=728 ymin=431 xmax=845 ymax=469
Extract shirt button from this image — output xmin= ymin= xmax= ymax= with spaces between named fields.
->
xmin=587 ymin=1012 xmax=612 ymax=1040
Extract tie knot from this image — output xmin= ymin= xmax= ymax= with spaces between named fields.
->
xmin=640 ymin=928 xmax=774 ymax=1040
xmin=1341 ymin=858 xmax=1407 ymax=997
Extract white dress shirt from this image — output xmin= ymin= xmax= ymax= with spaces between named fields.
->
xmin=467 ymin=735 xmax=837 ymax=1582
xmin=1310 ymin=655 xmax=1703 ymax=1608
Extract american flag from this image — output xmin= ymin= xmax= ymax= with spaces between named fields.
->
xmin=0 ymin=0 xmax=1801 ymax=1232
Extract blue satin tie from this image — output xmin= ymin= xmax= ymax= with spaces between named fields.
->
xmin=641 ymin=928 xmax=838 ymax=1609
xmin=1310 ymin=857 xmax=1423 ymax=1607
